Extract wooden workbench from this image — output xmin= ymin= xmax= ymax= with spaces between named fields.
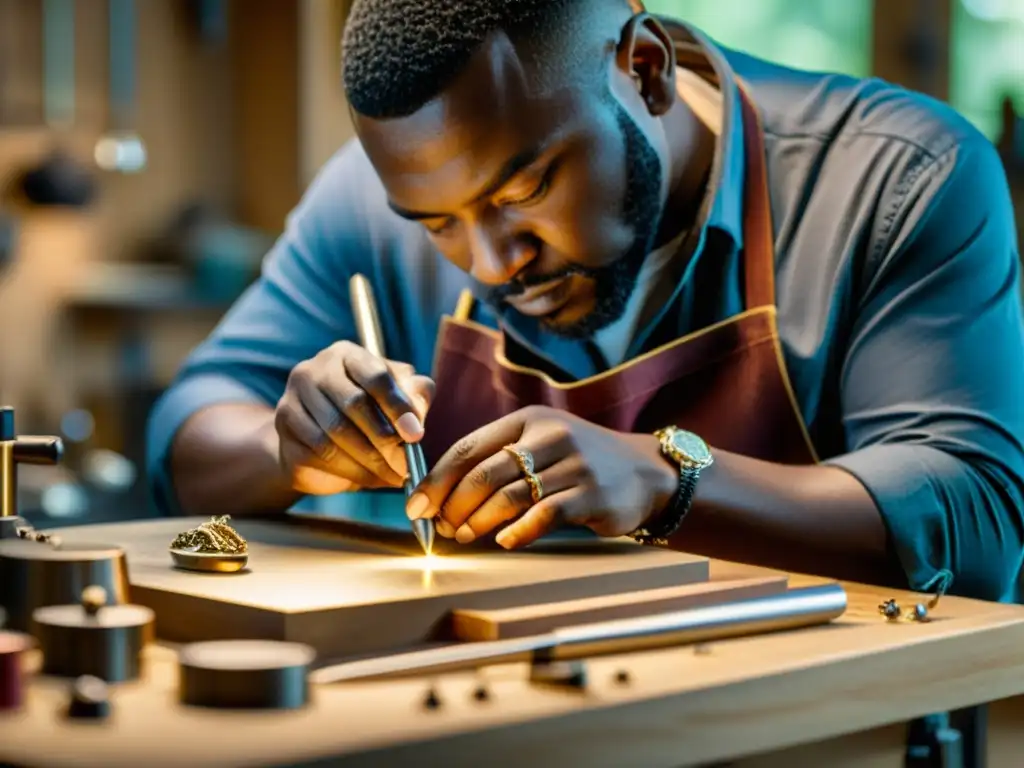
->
xmin=2 ymin=559 xmax=1024 ymax=767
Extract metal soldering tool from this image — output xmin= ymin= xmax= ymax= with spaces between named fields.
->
xmin=349 ymin=274 xmax=435 ymax=556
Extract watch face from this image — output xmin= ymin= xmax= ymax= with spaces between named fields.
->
xmin=672 ymin=430 xmax=711 ymax=464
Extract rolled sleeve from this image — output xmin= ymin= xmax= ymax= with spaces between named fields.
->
xmin=146 ymin=374 xmax=265 ymax=517
xmin=145 ymin=144 xmax=371 ymax=515
xmin=826 ymin=136 xmax=1024 ymax=602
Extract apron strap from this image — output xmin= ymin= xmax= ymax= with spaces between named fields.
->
xmin=737 ymin=83 xmax=777 ymax=310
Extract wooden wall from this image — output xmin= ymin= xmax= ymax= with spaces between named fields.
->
xmin=0 ymin=0 xmax=958 ymax=431
xmin=0 ymin=0 xmax=317 ymax=426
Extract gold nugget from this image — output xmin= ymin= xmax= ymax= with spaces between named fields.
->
xmin=170 ymin=515 xmax=248 ymax=555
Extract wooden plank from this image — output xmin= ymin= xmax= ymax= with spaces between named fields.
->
xmin=47 ymin=518 xmax=709 ymax=659
xmin=452 ymin=575 xmax=788 ymax=641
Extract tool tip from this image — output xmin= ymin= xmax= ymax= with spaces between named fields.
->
xmin=413 ymin=518 xmax=434 ymax=556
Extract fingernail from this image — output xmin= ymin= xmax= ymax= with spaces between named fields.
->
xmin=396 ymin=412 xmax=424 ymax=442
xmin=406 ymin=493 xmax=430 ymax=520
xmin=496 ymin=530 xmax=516 ymax=549
xmin=436 ymin=519 xmax=456 ymax=538
xmin=455 ymin=524 xmax=476 ymax=544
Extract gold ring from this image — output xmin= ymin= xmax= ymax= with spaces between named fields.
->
xmin=503 ymin=445 xmax=544 ymax=504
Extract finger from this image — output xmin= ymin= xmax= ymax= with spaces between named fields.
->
xmin=315 ymin=367 xmax=408 ymax=479
xmin=399 ymin=374 xmax=435 ymax=419
xmin=436 ymin=438 xmax=565 ymax=531
xmin=345 ymin=351 xmax=425 ymax=443
xmin=293 ymin=375 xmax=405 ymax=486
xmin=292 ymin=467 xmax=358 ymax=495
xmin=409 ymin=410 xmax=533 ymax=521
xmin=452 ymin=459 xmax=580 ymax=544
xmin=277 ymin=416 xmax=385 ymax=493
xmin=494 ymin=489 xmax=584 ymax=549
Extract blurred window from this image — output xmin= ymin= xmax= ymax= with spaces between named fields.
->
xmin=951 ymin=0 xmax=1024 ymax=140
xmin=643 ymin=0 xmax=873 ymax=77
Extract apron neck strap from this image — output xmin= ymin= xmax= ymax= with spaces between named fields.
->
xmin=737 ymin=83 xmax=776 ymax=309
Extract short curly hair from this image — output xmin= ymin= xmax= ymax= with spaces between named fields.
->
xmin=342 ymin=0 xmax=625 ymax=120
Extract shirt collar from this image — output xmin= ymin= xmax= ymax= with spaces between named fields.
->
xmin=663 ymin=18 xmax=747 ymax=249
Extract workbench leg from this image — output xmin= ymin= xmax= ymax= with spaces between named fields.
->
xmin=906 ymin=706 xmax=987 ymax=768
xmin=951 ymin=705 xmax=987 ymax=768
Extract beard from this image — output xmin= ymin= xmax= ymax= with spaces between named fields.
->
xmin=487 ymin=100 xmax=665 ymax=339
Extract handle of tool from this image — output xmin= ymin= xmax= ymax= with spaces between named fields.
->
xmin=349 ymin=275 xmax=387 ymax=359
xmin=349 ymin=275 xmax=430 ymax=491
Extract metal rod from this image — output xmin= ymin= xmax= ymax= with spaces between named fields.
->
xmin=349 ymin=275 xmax=434 ymax=555
xmin=310 ymin=583 xmax=847 ymax=684
xmin=349 ymin=275 xmax=387 ymax=360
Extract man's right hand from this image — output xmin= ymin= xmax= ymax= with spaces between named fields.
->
xmin=274 ymin=341 xmax=435 ymax=495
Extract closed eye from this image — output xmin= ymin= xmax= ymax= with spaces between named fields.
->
xmin=501 ymin=164 xmax=558 ymax=208
xmin=424 ymin=217 xmax=457 ymax=236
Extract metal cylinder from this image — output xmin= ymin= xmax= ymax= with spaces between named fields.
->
xmin=311 ymin=583 xmax=848 ymax=684
xmin=33 ymin=599 xmax=153 ymax=683
xmin=0 ymin=540 xmax=130 ymax=632
xmin=179 ymin=640 xmax=315 ymax=710
xmin=0 ymin=630 xmax=30 ymax=710
xmin=0 ymin=441 xmax=15 ymax=520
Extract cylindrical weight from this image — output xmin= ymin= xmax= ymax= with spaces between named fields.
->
xmin=0 ymin=631 xmax=31 ymax=710
xmin=0 ymin=540 xmax=129 ymax=632
xmin=179 ymin=640 xmax=315 ymax=710
xmin=33 ymin=589 xmax=153 ymax=683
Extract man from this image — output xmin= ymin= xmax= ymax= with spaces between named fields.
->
xmin=147 ymin=0 xmax=1024 ymax=601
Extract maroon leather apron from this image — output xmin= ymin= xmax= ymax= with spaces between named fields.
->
xmin=420 ymin=86 xmax=818 ymax=484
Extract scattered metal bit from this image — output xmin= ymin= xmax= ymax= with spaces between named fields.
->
xmin=879 ymin=598 xmax=932 ymax=624
xmin=472 ymin=684 xmax=490 ymax=702
xmin=170 ymin=515 xmax=247 ymax=555
xmin=910 ymin=603 xmax=930 ymax=622
xmin=15 ymin=525 xmax=61 ymax=547
xmin=879 ymin=599 xmax=902 ymax=622
xmin=614 ymin=669 xmax=631 ymax=686
xmin=423 ymin=687 xmax=442 ymax=710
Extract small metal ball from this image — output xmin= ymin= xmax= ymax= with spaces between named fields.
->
xmin=80 ymin=585 xmax=108 ymax=616
xmin=614 ymin=669 xmax=631 ymax=685
xmin=472 ymin=685 xmax=490 ymax=702
xmin=910 ymin=603 xmax=929 ymax=622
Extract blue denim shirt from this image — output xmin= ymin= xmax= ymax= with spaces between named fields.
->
xmin=147 ymin=27 xmax=1024 ymax=602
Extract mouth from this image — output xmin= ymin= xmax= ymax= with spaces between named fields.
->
xmin=504 ymin=277 xmax=572 ymax=318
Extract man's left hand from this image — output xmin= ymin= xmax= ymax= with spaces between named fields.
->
xmin=405 ymin=406 xmax=680 ymax=549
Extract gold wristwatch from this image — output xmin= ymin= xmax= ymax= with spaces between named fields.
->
xmin=629 ymin=426 xmax=713 ymax=545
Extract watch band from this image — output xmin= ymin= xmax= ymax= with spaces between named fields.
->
xmin=629 ymin=426 xmax=711 ymax=546
xmin=630 ymin=464 xmax=702 ymax=546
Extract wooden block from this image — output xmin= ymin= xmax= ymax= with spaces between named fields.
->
xmin=451 ymin=575 xmax=789 ymax=641
xmin=48 ymin=517 xmax=709 ymax=660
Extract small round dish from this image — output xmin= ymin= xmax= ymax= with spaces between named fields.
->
xmin=169 ymin=549 xmax=248 ymax=574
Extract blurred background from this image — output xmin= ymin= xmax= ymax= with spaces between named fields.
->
xmin=0 ymin=0 xmax=1020 ymax=529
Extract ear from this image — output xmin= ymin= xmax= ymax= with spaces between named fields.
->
xmin=615 ymin=12 xmax=676 ymax=117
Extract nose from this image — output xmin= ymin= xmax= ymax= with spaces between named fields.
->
xmin=466 ymin=222 xmax=537 ymax=286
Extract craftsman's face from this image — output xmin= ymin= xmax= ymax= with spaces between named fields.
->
xmin=355 ymin=32 xmax=668 ymax=338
